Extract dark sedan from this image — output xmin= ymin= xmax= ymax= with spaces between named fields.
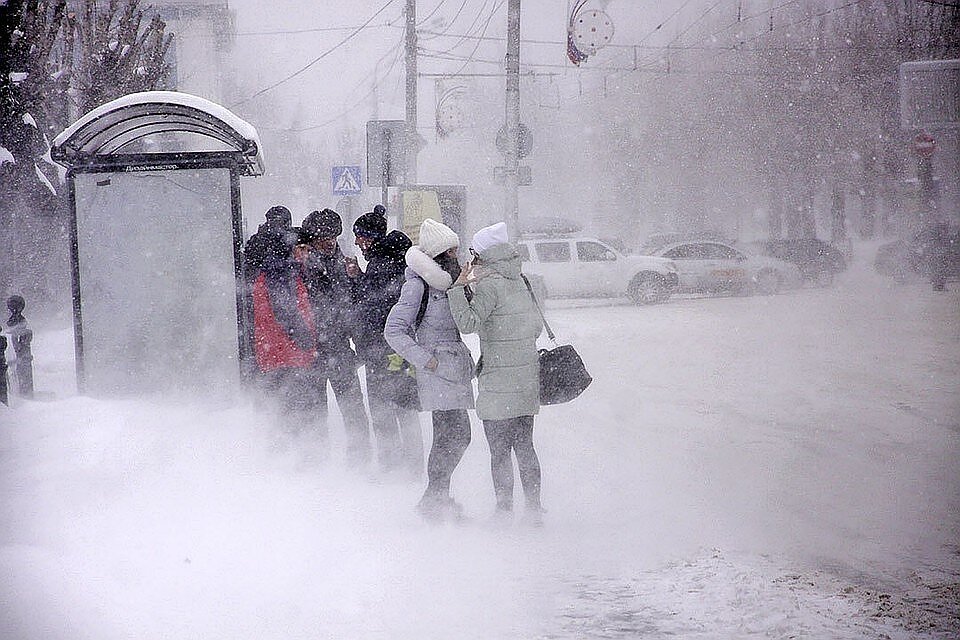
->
xmin=752 ymin=238 xmax=847 ymax=286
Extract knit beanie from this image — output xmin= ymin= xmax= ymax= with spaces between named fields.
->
xmin=418 ymin=218 xmax=460 ymax=258
xmin=301 ymin=208 xmax=342 ymax=240
xmin=353 ymin=204 xmax=388 ymax=239
xmin=471 ymin=221 xmax=509 ymax=254
xmin=265 ymin=205 xmax=292 ymax=226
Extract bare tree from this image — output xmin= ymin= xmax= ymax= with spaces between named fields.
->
xmin=0 ymin=0 xmax=173 ymax=311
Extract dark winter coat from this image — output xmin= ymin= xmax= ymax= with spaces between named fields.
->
xmin=384 ymin=247 xmax=475 ymax=411
xmin=244 ymin=223 xmax=316 ymax=372
xmin=297 ymin=245 xmax=360 ymax=377
xmin=352 ymin=230 xmax=413 ymax=367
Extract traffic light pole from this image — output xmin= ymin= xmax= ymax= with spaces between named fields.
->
xmin=405 ymin=0 xmax=419 ymax=185
xmin=504 ymin=0 xmax=521 ymax=238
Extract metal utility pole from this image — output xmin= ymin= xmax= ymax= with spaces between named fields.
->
xmin=405 ymin=0 xmax=419 ymax=184
xmin=504 ymin=0 xmax=521 ymax=238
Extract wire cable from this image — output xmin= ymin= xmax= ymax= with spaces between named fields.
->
xmin=432 ymin=0 xmax=495 ymax=55
xmin=419 ymin=0 xmax=470 ymax=39
xmin=636 ymin=0 xmax=699 ymax=46
xmin=417 ymin=0 xmax=447 ymax=26
xmin=449 ymin=0 xmax=506 ymax=77
xmin=282 ymin=42 xmax=406 ymax=132
xmin=232 ymin=0 xmax=399 ymax=107
xmin=740 ymin=0 xmax=868 ymax=46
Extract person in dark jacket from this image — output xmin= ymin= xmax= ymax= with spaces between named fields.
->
xmin=295 ymin=208 xmax=372 ymax=464
xmin=244 ymin=206 xmax=320 ymax=431
xmin=351 ymin=205 xmax=423 ymax=476
xmin=385 ymin=219 xmax=475 ymax=521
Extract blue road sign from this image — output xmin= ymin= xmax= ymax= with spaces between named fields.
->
xmin=332 ymin=165 xmax=363 ymax=195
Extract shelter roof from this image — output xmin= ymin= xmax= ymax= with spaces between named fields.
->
xmin=52 ymin=91 xmax=263 ymax=176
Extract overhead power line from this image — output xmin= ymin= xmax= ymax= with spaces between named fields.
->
xmin=232 ymin=0 xmax=399 ymax=107
xmin=431 ymin=0 xmax=496 ymax=55
xmin=417 ymin=0 xmax=447 ymax=26
xmin=636 ymin=0 xmax=699 ymax=46
xmin=741 ymin=0 xmax=868 ymax=46
xmin=280 ymin=38 xmax=406 ymax=133
xmin=694 ymin=0 xmax=802 ymax=43
xmin=448 ymin=0 xmax=506 ymax=77
xmin=233 ymin=22 xmax=396 ymax=37
xmin=419 ymin=0 xmax=470 ymax=39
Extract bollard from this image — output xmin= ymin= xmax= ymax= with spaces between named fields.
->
xmin=0 ymin=334 xmax=8 ymax=406
xmin=6 ymin=296 xmax=34 ymax=399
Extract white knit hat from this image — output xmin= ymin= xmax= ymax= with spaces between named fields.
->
xmin=471 ymin=222 xmax=509 ymax=254
xmin=418 ymin=218 xmax=460 ymax=258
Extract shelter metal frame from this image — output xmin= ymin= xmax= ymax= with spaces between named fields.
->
xmin=51 ymin=94 xmax=262 ymax=392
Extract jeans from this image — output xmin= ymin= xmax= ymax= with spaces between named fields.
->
xmin=424 ymin=409 xmax=472 ymax=497
xmin=482 ymin=415 xmax=541 ymax=511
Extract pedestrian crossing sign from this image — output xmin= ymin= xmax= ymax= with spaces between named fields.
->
xmin=332 ymin=165 xmax=363 ymax=195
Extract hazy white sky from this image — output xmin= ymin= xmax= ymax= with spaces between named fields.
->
xmin=226 ymin=0 xmax=701 ymax=132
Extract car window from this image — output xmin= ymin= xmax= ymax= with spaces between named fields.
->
xmin=535 ymin=242 xmax=571 ymax=263
xmin=663 ymin=243 xmax=704 ymax=260
xmin=707 ymin=243 xmax=743 ymax=260
xmin=517 ymin=243 xmax=531 ymax=261
xmin=577 ymin=241 xmax=616 ymax=262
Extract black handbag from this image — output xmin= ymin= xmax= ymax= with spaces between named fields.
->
xmin=522 ymin=276 xmax=592 ymax=405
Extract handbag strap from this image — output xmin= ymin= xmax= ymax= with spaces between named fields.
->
xmin=521 ymin=274 xmax=557 ymax=343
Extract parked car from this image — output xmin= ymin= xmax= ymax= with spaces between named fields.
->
xmin=639 ymin=231 xmax=730 ymax=256
xmin=750 ymin=238 xmax=847 ymax=286
xmin=875 ymin=225 xmax=960 ymax=284
xmin=641 ymin=240 xmax=802 ymax=296
xmin=518 ymin=235 xmax=680 ymax=304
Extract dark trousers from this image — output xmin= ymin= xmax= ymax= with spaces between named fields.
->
xmin=482 ymin=415 xmax=541 ymax=511
xmin=317 ymin=370 xmax=371 ymax=465
xmin=259 ymin=367 xmax=371 ymax=464
xmin=424 ymin=409 xmax=472 ymax=497
xmin=365 ymin=365 xmax=422 ymax=472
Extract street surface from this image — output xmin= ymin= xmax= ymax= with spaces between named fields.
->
xmin=1 ymin=241 xmax=958 ymax=638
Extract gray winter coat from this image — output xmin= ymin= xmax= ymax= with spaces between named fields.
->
xmin=384 ymin=247 xmax=475 ymax=411
xmin=447 ymin=242 xmax=542 ymax=421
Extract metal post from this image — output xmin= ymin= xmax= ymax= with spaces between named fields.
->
xmin=918 ymin=156 xmax=936 ymax=223
xmin=504 ymin=0 xmax=521 ymax=238
xmin=67 ymin=174 xmax=86 ymax=393
xmin=0 ymin=335 xmax=8 ymax=406
xmin=11 ymin=330 xmax=33 ymax=399
xmin=381 ymin=129 xmax=391 ymax=209
xmin=405 ymin=0 xmax=419 ymax=184
xmin=229 ymin=165 xmax=253 ymax=382
xmin=6 ymin=295 xmax=33 ymax=399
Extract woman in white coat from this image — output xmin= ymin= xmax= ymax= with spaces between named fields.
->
xmin=384 ymin=219 xmax=475 ymax=520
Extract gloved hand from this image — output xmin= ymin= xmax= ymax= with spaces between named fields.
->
xmin=386 ymin=352 xmax=405 ymax=372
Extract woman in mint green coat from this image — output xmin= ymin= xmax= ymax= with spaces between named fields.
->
xmin=447 ymin=222 xmax=545 ymax=522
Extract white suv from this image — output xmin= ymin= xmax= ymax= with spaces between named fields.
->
xmin=518 ymin=235 xmax=679 ymax=304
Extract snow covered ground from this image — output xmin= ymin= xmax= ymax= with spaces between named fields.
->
xmin=1 ymin=242 xmax=958 ymax=639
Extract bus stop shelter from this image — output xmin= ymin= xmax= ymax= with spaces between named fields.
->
xmin=51 ymin=91 xmax=264 ymax=396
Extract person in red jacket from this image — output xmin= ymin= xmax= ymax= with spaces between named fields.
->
xmin=244 ymin=206 xmax=321 ymax=433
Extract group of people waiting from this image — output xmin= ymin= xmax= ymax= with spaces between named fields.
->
xmin=244 ymin=204 xmax=545 ymax=524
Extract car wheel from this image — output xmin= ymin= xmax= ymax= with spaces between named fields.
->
xmin=814 ymin=268 xmax=834 ymax=287
xmin=755 ymin=269 xmax=780 ymax=295
xmin=629 ymin=274 xmax=668 ymax=305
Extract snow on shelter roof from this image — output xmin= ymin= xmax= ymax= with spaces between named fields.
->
xmin=51 ymin=91 xmax=263 ymax=176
